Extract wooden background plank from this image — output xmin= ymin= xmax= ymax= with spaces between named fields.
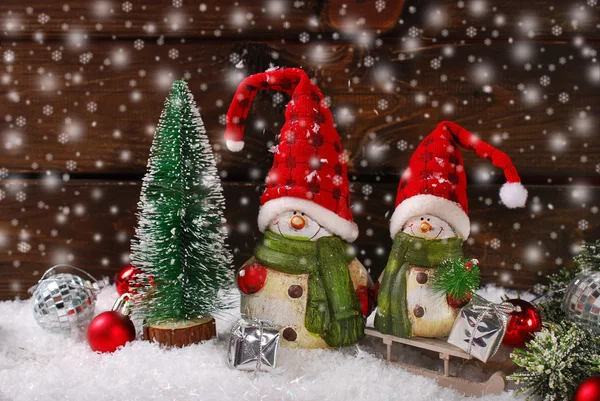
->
xmin=1 ymin=180 xmax=597 ymax=299
xmin=1 ymin=40 xmax=598 ymax=177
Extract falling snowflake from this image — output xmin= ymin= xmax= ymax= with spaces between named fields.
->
xmin=558 ymin=92 xmax=569 ymax=103
xmin=229 ymin=53 xmax=240 ymax=64
xmin=0 ymin=168 xmax=8 ymax=179
xmin=596 ymin=163 xmax=600 ymax=174
xmin=540 ymin=75 xmax=550 ymax=86
xmin=299 ymin=32 xmax=310 ymax=43
xmin=533 ymin=283 xmax=545 ymax=294
xmin=173 ymin=0 xmax=182 ymax=7
xmin=578 ymin=219 xmax=589 ymax=230
xmin=332 ymin=175 xmax=343 ymax=186
xmin=377 ymin=99 xmax=388 ymax=110
xmin=408 ymin=26 xmax=420 ymax=37
xmin=66 ymin=160 xmax=77 ymax=171
xmin=552 ymin=25 xmax=562 ymax=36
xmin=273 ymin=92 xmax=284 ymax=105
xmin=80 ymin=52 xmax=93 ymax=64
xmin=58 ymin=133 xmax=69 ymax=144
xmin=490 ymin=238 xmax=501 ymax=250
xmin=397 ymin=140 xmax=408 ymax=151
xmin=134 ymin=39 xmax=144 ymax=50
xmin=513 ymin=222 xmax=521 ymax=230
xmin=16 ymin=192 xmax=26 ymax=203
xmin=375 ymin=0 xmax=386 ymax=12
xmin=38 ymin=13 xmax=50 ymax=24
xmin=4 ymin=50 xmax=15 ymax=63
xmin=122 ymin=1 xmax=133 ymax=12
xmin=466 ymin=26 xmax=477 ymax=37
xmin=168 ymin=48 xmax=179 ymax=59
xmin=430 ymin=58 xmax=441 ymax=69
xmin=87 ymin=102 xmax=98 ymax=112
xmin=581 ymin=155 xmax=588 ymax=163
xmin=362 ymin=185 xmax=373 ymax=195
xmin=51 ymin=50 xmax=62 ymax=61
xmin=17 ymin=242 xmax=31 ymax=253
xmin=16 ymin=116 xmax=26 ymax=127
xmin=363 ymin=56 xmax=375 ymax=67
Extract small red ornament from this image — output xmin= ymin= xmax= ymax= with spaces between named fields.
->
xmin=447 ymin=292 xmax=471 ymax=309
xmin=115 ymin=265 xmax=140 ymax=296
xmin=88 ymin=293 xmax=136 ymax=353
xmin=574 ymin=376 xmax=600 ymax=401
xmin=237 ymin=263 xmax=268 ymax=294
xmin=501 ymin=298 xmax=542 ymax=348
xmin=356 ymin=285 xmax=375 ymax=317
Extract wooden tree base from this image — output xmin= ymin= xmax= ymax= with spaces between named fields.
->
xmin=143 ymin=317 xmax=216 ymax=347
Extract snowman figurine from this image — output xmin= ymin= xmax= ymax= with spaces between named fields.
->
xmin=375 ymin=121 xmax=528 ymax=338
xmin=238 ymin=211 xmax=371 ymax=348
xmin=223 ymin=68 xmax=373 ymax=348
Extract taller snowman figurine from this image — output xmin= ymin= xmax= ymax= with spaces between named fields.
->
xmin=375 ymin=121 xmax=528 ymax=338
xmin=224 ymin=68 xmax=372 ymax=348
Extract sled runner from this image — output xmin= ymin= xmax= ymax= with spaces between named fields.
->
xmin=364 ymin=328 xmax=515 ymax=397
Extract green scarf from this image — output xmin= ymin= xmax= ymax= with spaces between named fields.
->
xmin=374 ymin=231 xmax=463 ymax=338
xmin=255 ymin=230 xmax=365 ymax=347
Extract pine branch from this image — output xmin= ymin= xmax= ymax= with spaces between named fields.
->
xmin=431 ymin=257 xmax=480 ymax=301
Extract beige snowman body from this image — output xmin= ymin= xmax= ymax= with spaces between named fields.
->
xmin=241 ymin=257 xmax=368 ymax=348
xmin=406 ymin=266 xmax=459 ymax=337
xmin=239 ymin=210 xmax=369 ymax=348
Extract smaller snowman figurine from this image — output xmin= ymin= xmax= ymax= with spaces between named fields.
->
xmin=223 ymin=68 xmax=372 ymax=348
xmin=375 ymin=121 xmax=528 ymax=338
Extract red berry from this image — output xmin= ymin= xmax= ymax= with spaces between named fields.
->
xmin=501 ymin=298 xmax=542 ymax=348
xmin=237 ymin=263 xmax=267 ymax=294
xmin=447 ymin=292 xmax=471 ymax=309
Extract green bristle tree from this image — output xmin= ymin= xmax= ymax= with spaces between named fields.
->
xmin=131 ymin=79 xmax=233 ymax=328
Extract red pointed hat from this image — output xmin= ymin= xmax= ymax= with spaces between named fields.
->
xmin=224 ymin=68 xmax=358 ymax=242
xmin=390 ymin=121 xmax=527 ymax=240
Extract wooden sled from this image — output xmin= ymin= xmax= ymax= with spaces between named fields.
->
xmin=365 ymin=328 xmax=515 ymax=397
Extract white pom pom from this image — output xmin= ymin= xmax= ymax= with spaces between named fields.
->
xmin=226 ymin=140 xmax=244 ymax=152
xmin=499 ymin=182 xmax=528 ymax=208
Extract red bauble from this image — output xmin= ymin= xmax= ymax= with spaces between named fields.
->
xmin=237 ymin=263 xmax=268 ymax=294
xmin=501 ymin=298 xmax=542 ymax=348
xmin=87 ymin=311 xmax=136 ymax=353
xmin=447 ymin=293 xmax=471 ymax=309
xmin=574 ymin=376 xmax=600 ymax=401
xmin=115 ymin=265 xmax=140 ymax=296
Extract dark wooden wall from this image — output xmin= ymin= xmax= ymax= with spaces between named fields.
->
xmin=1 ymin=0 xmax=598 ymax=299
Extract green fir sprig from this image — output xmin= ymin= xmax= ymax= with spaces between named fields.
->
xmin=510 ymin=321 xmax=600 ymax=401
xmin=432 ymin=257 xmax=481 ymax=301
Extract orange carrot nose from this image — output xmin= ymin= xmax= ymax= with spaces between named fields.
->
xmin=290 ymin=215 xmax=306 ymax=230
xmin=420 ymin=222 xmax=432 ymax=233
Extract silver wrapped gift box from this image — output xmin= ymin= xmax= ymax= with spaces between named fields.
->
xmin=228 ymin=318 xmax=280 ymax=371
xmin=447 ymin=295 xmax=517 ymax=363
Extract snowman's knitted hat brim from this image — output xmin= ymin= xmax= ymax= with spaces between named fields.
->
xmin=389 ymin=194 xmax=470 ymax=241
xmin=258 ymin=197 xmax=359 ymax=243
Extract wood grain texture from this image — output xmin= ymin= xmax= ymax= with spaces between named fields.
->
xmin=1 ymin=40 xmax=598 ymax=178
xmin=2 ymin=0 xmax=596 ymax=40
xmin=1 ymin=180 xmax=598 ymax=300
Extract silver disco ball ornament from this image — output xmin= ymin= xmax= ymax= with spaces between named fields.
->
xmin=563 ymin=271 xmax=600 ymax=334
xmin=30 ymin=265 xmax=109 ymax=334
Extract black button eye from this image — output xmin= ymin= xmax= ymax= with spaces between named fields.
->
xmin=293 ymin=211 xmax=297 ymax=215
xmin=420 ymin=217 xmax=424 ymax=221
xmin=301 ymin=213 xmax=305 ymax=216
xmin=427 ymin=218 xmax=430 ymax=222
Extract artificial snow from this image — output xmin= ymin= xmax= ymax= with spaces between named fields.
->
xmin=0 ymin=285 xmax=529 ymax=401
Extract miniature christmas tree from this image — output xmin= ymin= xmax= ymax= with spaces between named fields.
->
xmin=510 ymin=321 xmax=600 ymax=401
xmin=131 ymin=79 xmax=233 ymax=346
